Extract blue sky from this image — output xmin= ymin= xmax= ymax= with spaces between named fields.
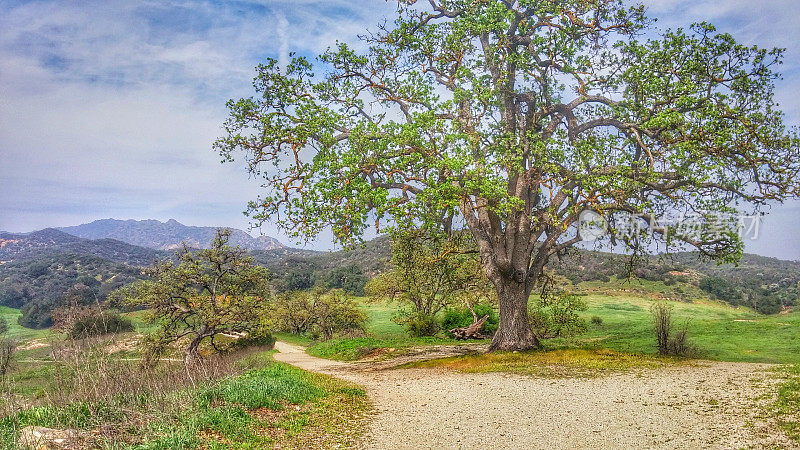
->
xmin=0 ymin=0 xmax=799 ymax=259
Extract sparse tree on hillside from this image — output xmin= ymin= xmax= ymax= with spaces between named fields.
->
xmin=115 ymin=229 xmax=271 ymax=364
xmin=217 ymin=0 xmax=800 ymax=350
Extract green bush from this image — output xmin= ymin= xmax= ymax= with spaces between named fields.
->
xmin=591 ymin=315 xmax=603 ymax=325
xmin=323 ymin=264 xmax=367 ymax=296
xmin=395 ymin=311 xmax=439 ymax=337
xmin=68 ymin=311 xmax=134 ymax=339
xmin=226 ymin=332 xmax=276 ymax=352
xmin=528 ymin=294 xmax=588 ymax=339
xmin=441 ymin=304 xmax=498 ymax=335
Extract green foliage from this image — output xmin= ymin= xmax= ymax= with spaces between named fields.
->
xmin=441 ymin=304 xmax=499 ymax=335
xmin=528 ymin=294 xmax=588 ymax=340
xmin=114 ymin=229 xmax=272 ymax=363
xmin=272 ymin=288 xmax=366 ymax=340
xmin=367 ymin=230 xmax=493 ymax=324
xmin=699 ymin=275 xmax=784 ymax=314
xmin=284 ymin=269 xmax=314 ymax=292
xmin=699 ymin=276 xmax=740 ymax=302
xmin=322 ymin=264 xmax=367 ymax=296
xmin=0 ymin=317 xmax=7 ymax=335
xmin=0 ymin=253 xmax=144 ymax=328
xmin=67 ymin=311 xmax=134 ymax=339
xmin=590 ymin=315 xmax=603 ymax=325
xmin=225 ymin=332 xmax=276 ymax=353
xmin=312 ymin=290 xmax=367 ymax=340
xmin=394 ymin=311 xmax=440 ymax=338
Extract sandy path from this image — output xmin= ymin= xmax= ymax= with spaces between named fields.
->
xmin=273 ymin=342 xmax=796 ymax=449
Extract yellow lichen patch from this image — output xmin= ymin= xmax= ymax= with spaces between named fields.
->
xmin=404 ymin=348 xmax=686 ymax=378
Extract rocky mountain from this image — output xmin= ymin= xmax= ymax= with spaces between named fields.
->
xmin=0 ymin=228 xmax=164 ymax=266
xmin=59 ymin=218 xmax=284 ymax=251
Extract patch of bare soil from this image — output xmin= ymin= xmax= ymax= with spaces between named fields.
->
xmin=17 ymin=338 xmax=50 ymax=351
xmin=274 ymin=341 xmax=796 ymax=449
xmin=103 ymin=334 xmax=143 ymax=354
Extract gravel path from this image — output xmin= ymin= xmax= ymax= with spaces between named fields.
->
xmin=273 ymin=342 xmax=796 ymax=449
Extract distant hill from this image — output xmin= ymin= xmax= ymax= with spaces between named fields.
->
xmin=255 ymin=236 xmax=798 ymax=315
xmin=59 ymin=218 xmax=284 ymax=251
xmin=251 ymin=235 xmax=391 ymax=278
xmin=0 ymin=252 xmax=145 ymax=328
xmin=1 ymin=226 xmax=797 ymax=328
xmin=0 ymin=228 xmax=165 ymax=266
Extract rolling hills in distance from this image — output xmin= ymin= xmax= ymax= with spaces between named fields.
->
xmin=0 ymin=218 xmax=797 ymax=328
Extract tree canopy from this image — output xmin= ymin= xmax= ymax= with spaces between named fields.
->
xmin=217 ymin=0 xmax=800 ymax=350
xmin=116 ymin=229 xmax=271 ymax=364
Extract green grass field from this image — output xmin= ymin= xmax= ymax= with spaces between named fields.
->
xmin=0 ymin=306 xmax=51 ymax=342
xmin=570 ymin=295 xmax=800 ymax=364
xmin=306 ymin=299 xmax=486 ymax=361
xmin=308 ymin=294 xmax=800 ymax=364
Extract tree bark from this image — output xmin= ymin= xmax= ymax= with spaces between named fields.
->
xmin=184 ymin=333 xmax=206 ymax=366
xmin=489 ymin=277 xmax=541 ymax=351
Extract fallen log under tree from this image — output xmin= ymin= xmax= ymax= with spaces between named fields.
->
xmin=449 ymin=314 xmax=489 ymax=340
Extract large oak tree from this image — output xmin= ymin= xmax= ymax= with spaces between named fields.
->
xmin=216 ymin=0 xmax=800 ymax=350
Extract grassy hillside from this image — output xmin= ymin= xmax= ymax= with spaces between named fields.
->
xmin=0 ymin=306 xmax=50 ymax=341
xmin=570 ymin=295 xmax=800 ymax=364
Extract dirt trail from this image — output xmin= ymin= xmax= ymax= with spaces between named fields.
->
xmin=273 ymin=341 xmax=795 ymax=449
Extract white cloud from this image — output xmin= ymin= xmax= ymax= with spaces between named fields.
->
xmin=0 ymin=0 xmax=797 ymax=257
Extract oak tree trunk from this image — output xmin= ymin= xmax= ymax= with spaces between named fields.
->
xmin=184 ymin=333 xmax=206 ymax=366
xmin=489 ymin=277 xmax=540 ymax=351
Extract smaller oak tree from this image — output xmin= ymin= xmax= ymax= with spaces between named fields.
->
xmin=272 ymin=287 xmax=366 ymax=340
xmin=366 ymin=230 xmax=493 ymax=336
xmin=115 ymin=229 xmax=271 ymax=365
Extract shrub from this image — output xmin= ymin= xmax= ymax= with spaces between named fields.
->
xmin=273 ymin=288 xmax=366 ymax=340
xmin=441 ymin=304 xmax=499 ymax=335
xmin=311 ymin=290 xmax=367 ymax=340
xmin=284 ymin=270 xmax=314 ymax=292
xmin=395 ymin=311 xmax=439 ymax=337
xmin=68 ymin=311 xmax=134 ymax=339
xmin=323 ymin=264 xmax=367 ymax=296
xmin=273 ymin=291 xmax=317 ymax=334
xmin=368 ymin=230 xmax=494 ymax=326
xmin=0 ymin=316 xmax=7 ymax=335
xmin=52 ymin=303 xmax=134 ymax=339
xmin=590 ymin=315 xmax=603 ymax=325
xmin=0 ymin=337 xmax=15 ymax=377
xmin=225 ymin=332 xmax=277 ymax=352
xmin=528 ymin=294 xmax=588 ymax=339
xmin=651 ymin=302 xmax=694 ymax=356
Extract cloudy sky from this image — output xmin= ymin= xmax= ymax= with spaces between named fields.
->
xmin=1 ymin=0 xmax=798 ymax=259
